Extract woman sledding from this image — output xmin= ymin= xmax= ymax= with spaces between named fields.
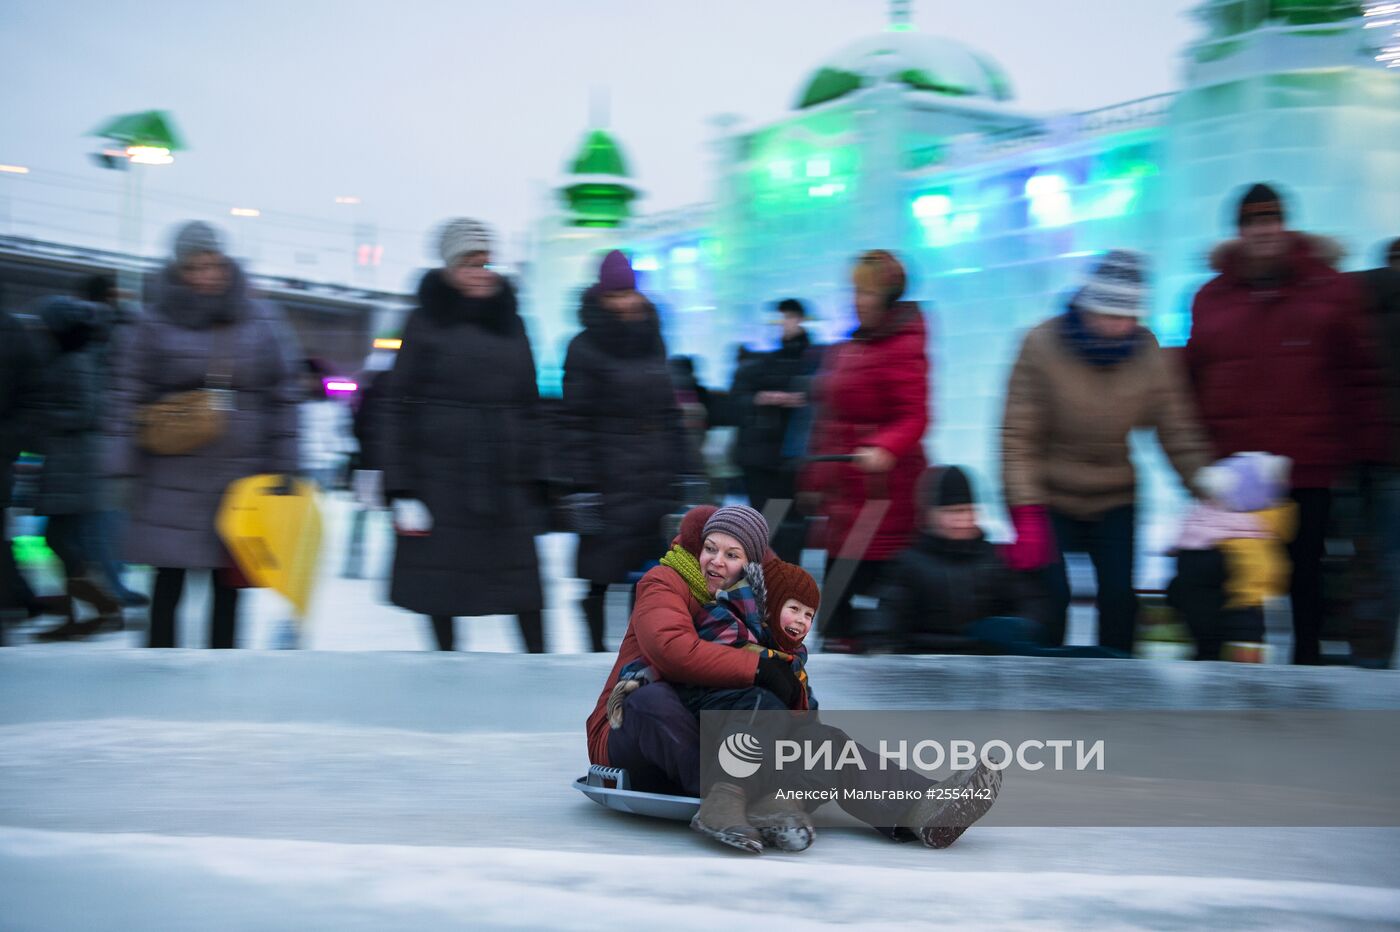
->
xmin=584 ymin=504 xmax=1002 ymax=853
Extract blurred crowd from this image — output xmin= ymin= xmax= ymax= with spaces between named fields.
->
xmin=2 ymin=182 xmax=1397 ymax=666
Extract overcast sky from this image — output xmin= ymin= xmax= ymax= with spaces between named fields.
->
xmin=0 ymin=0 xmax=1198 ymax=289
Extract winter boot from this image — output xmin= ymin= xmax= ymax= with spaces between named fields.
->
xmin=67 ymin=575 xmax=124 ymax=633
xmin=900 ymin=758 xmax=1004 ymax=849
xmin=25 ymin=593 xmax=72 ymax=620
xmin=690 ymin=781 xmax=764 ymax=853
xmin=747 ymin=792 xmax=815 ymax=852
xmin=32 ymin=598 xmax=97 ymax=642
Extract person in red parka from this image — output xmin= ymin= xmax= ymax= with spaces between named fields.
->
xmin=1183 ymin=183 xmax=1388 ymax=665
xmin=801 ymin=250 xmax=930 ymax=650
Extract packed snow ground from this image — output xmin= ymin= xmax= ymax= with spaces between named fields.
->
xmin=4 ymin=498 xmax=1399 ymax=928
xmin=3 ymin=717 xmax=1399 ymax=930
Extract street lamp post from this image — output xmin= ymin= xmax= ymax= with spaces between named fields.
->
xmin=89 ymin=111 xmax=184 ymax=299
xmin=0 ymin=163 xmax=28 ymax=236
xmin=229 ymin=207 xmax=262 ymax=267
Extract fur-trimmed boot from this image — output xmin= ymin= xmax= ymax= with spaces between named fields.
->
xmin=900 ymin=759 xmax=1004 ymax=849
xmin=747 ymin=792 xmax=815 ymax=852
xmin=690 ymin=781 xmax=764 ymax=854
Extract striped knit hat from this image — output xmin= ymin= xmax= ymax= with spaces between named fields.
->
xmin=1077 ymin=249 xmax=1146 ymax=318
xmin=704 ymin=505 xmax=771 ymax=620
xmin=703 ymin=505 xmax=769 ymax=566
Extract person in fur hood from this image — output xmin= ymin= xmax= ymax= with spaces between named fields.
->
xmin=105 ymin=221 xmax=303 ymax=649
xmin=559 ymin=250 xmax=699 ymax=652
xmin=1183 ymin=183 xmax=1388 ymax=664
xmin=377 ymin=218 xmax=546 ymax=653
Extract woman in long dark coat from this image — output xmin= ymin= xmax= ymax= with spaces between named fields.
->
xmin=378 ymin=218 xmax=545 ymax=652
xmin=560 ymin=250 xmax=696 ymax=652
xmin=106 ymin=221 xmax=302 ymax=648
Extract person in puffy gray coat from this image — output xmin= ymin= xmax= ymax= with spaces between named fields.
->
xmin=106 ymin=221 xmax=301 ymax=648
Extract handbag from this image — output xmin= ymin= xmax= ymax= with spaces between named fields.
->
xmin=136 ymin=334 xmax=234 ymax=456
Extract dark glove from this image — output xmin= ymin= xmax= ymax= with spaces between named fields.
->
xmin=754 ymin=652 xmax=802 ymax=709
xmin=560 ymin=491 xmax=605 ymax=536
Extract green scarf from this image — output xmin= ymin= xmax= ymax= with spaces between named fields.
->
xmin=659 ymin=545 xmax=711 ymax=604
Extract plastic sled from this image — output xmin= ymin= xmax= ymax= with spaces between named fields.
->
xmin=573 ymin=765 xmax=700 ymax=822
xmin=216 ymin=474 xmax=324 ymax=618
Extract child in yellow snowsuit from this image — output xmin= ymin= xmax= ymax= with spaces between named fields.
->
xmin=1169 ymin=453 xmax=1298 ymax=662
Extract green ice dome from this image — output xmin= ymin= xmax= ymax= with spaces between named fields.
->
xmin=560 ymin=129 xmax=638 ymax=228
xmin=796 ymin=31 xmax=1014 ymax=109
xmin=568 ymin=129 xmax=631 ymax=177
xmin=1196 ymin=0 xmax=1363 ymax=37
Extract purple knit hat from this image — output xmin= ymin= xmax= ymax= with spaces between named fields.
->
xmin=598 ymin=250 xmax=636 ymax=292
xmin=702 ymin=505 xmax=769 ymax=566
xmin=703 ymin=504 xmax=771 ymax=621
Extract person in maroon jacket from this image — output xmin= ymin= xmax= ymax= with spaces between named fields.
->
xmin=1183 ymin=183 xmax=1388 ymax=664
xmin=801 ymin=250 xmax=930 ymax=650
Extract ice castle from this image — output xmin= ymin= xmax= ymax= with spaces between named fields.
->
xmin=522 ymin=0 xmax=1400 ymax=545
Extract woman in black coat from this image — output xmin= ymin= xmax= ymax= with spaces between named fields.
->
xmin=379 ymin=219 xmax=545 ymax=652
xmin=560 ymin=251 xmax=695 ymax=651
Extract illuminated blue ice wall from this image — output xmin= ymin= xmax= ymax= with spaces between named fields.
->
xmin=590 ymin=7 xmax=1400 ymax=566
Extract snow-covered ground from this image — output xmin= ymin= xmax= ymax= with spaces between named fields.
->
xmin=3 ymin=712 xmax=1399 ymax=930
xmin=4 ymin=497 xmax=1399 ymax=929
xmin=5 ymin=824 xmax=1400 ymax=930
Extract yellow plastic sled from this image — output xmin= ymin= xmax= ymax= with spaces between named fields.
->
xmin=216 ymin=475 xmax=324 ymax=620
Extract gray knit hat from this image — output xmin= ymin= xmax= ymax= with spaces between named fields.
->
xmin=1077 ymin=249 xmax=1147 ymax=318
xmin=436 ymin=217 xmax=493 ymax=265
xmin=703 ymin=505 xmax=770 ymax=565
xmin=172 ymin=221 xmax=225 ymax=263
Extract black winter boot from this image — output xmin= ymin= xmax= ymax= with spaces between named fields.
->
xmin=900 ymin=759 xmax=1004 ymax=849
xmin=67 ymin=575 xmax=124 ymax=632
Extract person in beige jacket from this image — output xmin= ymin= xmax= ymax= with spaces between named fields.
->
xmin=1001 ymin=250 xmax=1210 ymax=654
